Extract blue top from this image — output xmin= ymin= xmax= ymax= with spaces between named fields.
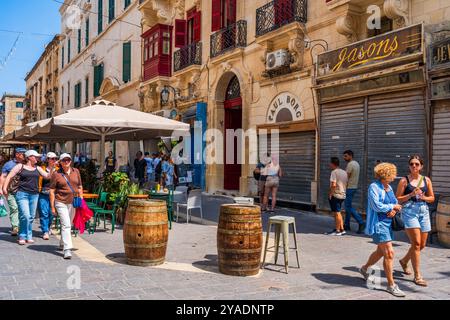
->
xmin=145 ymin=158 xmax=154 ymax=174
xmin=365 ymin=180 xmax=398 ymax=236
xmin=152 ymin=158 xmax=161 ymax=170
xmin=165 ymin=164 xmax=174 ymax=186
xmin=2 ymin=159 xmax=19 ymax=175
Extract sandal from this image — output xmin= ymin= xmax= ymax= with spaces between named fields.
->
xmin=413 ymin=277 xmax=428 ymax=287
xmin=399 ymin=260 xmax=412 ymax=275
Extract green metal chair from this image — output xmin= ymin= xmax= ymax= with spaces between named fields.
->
xmin=94 ymin=194 xmax=121 ymax=234
xmin=89 ymin=191 xmax=108 ymax=212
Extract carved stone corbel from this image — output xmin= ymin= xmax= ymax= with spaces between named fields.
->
xmin=336 ymin=13 xmax=358 ymax=43
xmin=384 ymin=0 xmax=410 ymax=29
xmin=288 ymin=30 xmax=305 ymax=71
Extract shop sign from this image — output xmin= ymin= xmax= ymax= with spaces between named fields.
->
xmin=267 ymin=92 xmax=304 ymax=124
xmin=317 ymin=24 xmax=423 ymax=76
xmin=431 ymin=78 xmax=450 ymax=100
xmin=430 ymin=38 xmax=450 ymax=69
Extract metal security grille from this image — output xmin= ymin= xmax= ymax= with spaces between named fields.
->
xmin=319 ymin=98 xmax=366 ymax=211
xmin=432 ymin=103 xmax=450 ymax=195
xmin=319 ymin=89 xmax=427 ymax=212
xmin=367 ymin=90 xmax=427 ymax=193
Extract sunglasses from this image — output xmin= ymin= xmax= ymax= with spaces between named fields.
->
xmin=409 ymin=162 xmax=421 ymax=167
xmin=48 ymin=158 xmax=58 ymax=160
xmin=61 ymin=159 xmax=71 ymax=163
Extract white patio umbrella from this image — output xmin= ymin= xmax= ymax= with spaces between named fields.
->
xmin=14 ymin=100 xmax=190 ymax=164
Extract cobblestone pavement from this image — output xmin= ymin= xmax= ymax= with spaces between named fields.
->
xmin=0 ymin=198 xmax=449 ymax=300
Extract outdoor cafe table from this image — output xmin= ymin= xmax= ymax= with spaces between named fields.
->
xmin=83 ymin=194 xmax=99 ymax=200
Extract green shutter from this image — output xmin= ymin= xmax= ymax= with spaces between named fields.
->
xmin=98 ymin=0 xmax=103 ymax=34
xmin=86 ymin=19 xmax=90 ymax=46
xmin=124 ymin=0 xmax=131 ymax=9
xmin=94 ymin=64 xmax=104 ymax=97
xmin=123 ymin=42 xmax=131 ymax=83
xmin=109 ymin=0 xmax=115 ymax=23
xmin=78 ymin=29 xmax=81 ymax=53
xmin=85 ymin=77 xmax=89 ymax=103
xmin=61 ymin=47 xmax=64 ymax=68
xmin=68 ymin=39 xmax=71 ymax=63
xmin=75 ymin=83 xmax=81 ymax=108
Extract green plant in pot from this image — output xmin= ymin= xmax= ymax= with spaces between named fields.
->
xmin=103 ymin=172 xmax=130 ymax=204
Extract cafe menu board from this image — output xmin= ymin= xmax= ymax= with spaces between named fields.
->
xmin=430 ymin=37 xmax=450 ymax=69
xmin=317 ymin=24 xmax=423 ymax=77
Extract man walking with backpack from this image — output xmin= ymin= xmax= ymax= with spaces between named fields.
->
xmin=0 ymin=148 xmax=26 ymax=236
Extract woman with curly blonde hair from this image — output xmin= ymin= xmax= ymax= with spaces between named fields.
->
xmin=359 ymin=163 xmax=405 ymax=297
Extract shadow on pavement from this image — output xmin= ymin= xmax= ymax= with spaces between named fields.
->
xmin=311 ymin=272 xmax=367 ymax=288
xmin=105 ymin=252 xmax=128 ymax=265
xmin=0 ymin=227 xmax=19 ymax=244
xmin=192 ymin=254 xmax=221 ymax=274
xmin=27 ymin=245 xmax=64 ymax=257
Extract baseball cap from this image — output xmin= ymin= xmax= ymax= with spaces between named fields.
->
xmin=59 ymin=153 xmax=72 ymax=161
xmin=47 ymin=152 xmax=57 ymax=159
xmin=25 ymin=150 xmax=42 ymax=158
xmin=15 ymin=147 xmax=27 ymax=153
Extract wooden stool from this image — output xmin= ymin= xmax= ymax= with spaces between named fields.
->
xmin=262 ymin=216 xmax=300 ymax=273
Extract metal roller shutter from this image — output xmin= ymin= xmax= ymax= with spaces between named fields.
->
xmin=432 ymin=103 xmax=450 ymax=195
xmin=319 ymin=98 xmax=365 ymax=211
xmin=277 ymin=131 xmax=316 ymax=203
xmin=367 ymin=90 xmax=427 ymax=191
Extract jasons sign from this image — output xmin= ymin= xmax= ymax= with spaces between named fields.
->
xmin=317 ymin=24 xmax=423 ymax=76
xmin=267 ymin=92 xmax=304 ymax=124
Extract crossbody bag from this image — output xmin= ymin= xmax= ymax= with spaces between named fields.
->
xmin=61 ymin=171 xmax=82 ymax=208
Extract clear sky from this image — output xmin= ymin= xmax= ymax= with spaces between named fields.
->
xmin=0 ymin=0 xmax=61 ymax=96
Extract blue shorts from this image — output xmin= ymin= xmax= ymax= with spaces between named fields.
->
xmin=329 ymin=197 xmax=344 ymax=213
xmin=373 ymin=214 xmax=394 ymax=244
xmin=402 ymin=201 xmax=431 ymax=232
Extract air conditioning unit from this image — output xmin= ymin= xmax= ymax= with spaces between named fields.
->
xmin=266 ymin=49 xmax=289 ymax=70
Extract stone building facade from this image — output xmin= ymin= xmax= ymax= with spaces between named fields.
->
xmin=58 ymin=0 xmax=142 ymax=165
xmin=0 ymin=94 xmax=25 ymax=137
xmin=136 ymin=0 xmax=450 ymax=209
xmin=24 ymin=35 xmax=63 ymax=126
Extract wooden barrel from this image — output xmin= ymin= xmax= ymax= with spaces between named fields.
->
xmin=123 ymin=200 xmax=169 ymax=266
xmin=217 ymin=204 xmax=262 ymax=276
xmin=437 ymin=196 xmax=450 ymax=248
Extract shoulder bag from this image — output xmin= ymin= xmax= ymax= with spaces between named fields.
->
xmin=61 ymin=171 xmax=82 ymax=208
xmin=385 ymin=187 xmax=405 ymax=232
xmin=8 ymin=164 xmax=24 ymax=194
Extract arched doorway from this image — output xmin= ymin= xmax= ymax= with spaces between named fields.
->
xmin=223 ymin=75 xmax=242 ymax=190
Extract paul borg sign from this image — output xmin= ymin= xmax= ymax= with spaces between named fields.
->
xmin=317 ymin=24 xmax=423 ymax=76
xmin=267 ymin=92 xmax=304 ymax=124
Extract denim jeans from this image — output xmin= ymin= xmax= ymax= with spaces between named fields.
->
xmin=16 ymin=191 xmax=40 ymax=240
xmin=344 ymin=189 xmax=364 ymax=226
xmin=55 ymin=201 xmax=74 ymax=251
xmin=38 ymin=194 xmax=52 ymax=234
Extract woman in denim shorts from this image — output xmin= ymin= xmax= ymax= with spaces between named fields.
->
xmin=396 ymin=155 xmax=435 ymax=287
xmin=360 ymin=163 xmax=405 ymax=297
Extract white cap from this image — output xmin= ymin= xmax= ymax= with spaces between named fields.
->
xmin=59 ymin=153 xmax=72 ymax=161
xmin=46 ymin=152 xmax=57 ymax=159
xmin=25 ymin=150 xmax=42 ymax=158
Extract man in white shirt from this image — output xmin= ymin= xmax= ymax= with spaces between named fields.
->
xmin=343 ymin=150 xmax=366 ymax=233
xmin=325 ymin=157 xmax=348 ymax=236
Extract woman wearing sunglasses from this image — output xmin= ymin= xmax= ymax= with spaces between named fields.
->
xmin=38 ymin=152 xmax=59 ymax=240
xmin=49 ymin=153 xmax=83 ymax=260
xmin=2 ymin=150 xmax=51 ymax=245
xmin=396 ymin=155 xmax=435 ymax=287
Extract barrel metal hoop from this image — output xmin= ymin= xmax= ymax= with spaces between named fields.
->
xmin=218 ymin=248 xmax=262 ymax=254
xmin=124 ymin=243 xmax=167 ymax=249
xmin=219 ymin=219 xmax=261 ymax=224
xmin=125 ymin=221 xmax=168 ymax=226
xmin=218 ymin=229 xmax=263 ymax=236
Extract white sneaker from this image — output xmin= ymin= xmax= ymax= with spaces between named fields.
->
xmin=387 ymin=284 xmax=406 ymax=297
xmin=64 ymin=250 xmax=72 ymax=260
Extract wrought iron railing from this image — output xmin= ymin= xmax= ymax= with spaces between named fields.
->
xmin=210 ymin=20 xmax=247 ymax=58
xmin=174 ymin=42 xmax=202 ymax=72
xmin=256 ymin=0 xmax=307 ymax=37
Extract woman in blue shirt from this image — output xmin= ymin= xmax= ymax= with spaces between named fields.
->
xmin=359 ymin=163 xmax=405 ymax=297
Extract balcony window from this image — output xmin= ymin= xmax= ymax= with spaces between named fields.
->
xmin=142 ymin=24 xmax=172 ymax=81
xmin=210 ymin=20 xmax=247 ymax=58
xmin=256 ymin=0 xmax=307 ymax=37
